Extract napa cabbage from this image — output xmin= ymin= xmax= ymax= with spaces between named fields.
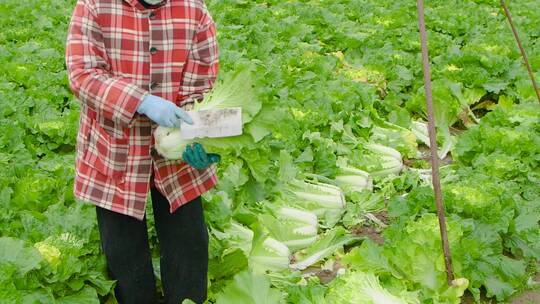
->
xmin=154 ymin=66 xmax=268 ymax=159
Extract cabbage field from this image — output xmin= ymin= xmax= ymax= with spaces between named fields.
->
xmin=1 ymin=0 xmax=539 ymax=303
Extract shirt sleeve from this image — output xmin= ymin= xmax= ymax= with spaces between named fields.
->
xmin=177 ymin=3 xmax=219 ymax=105
xmin=65 ymin=0 xmax=148 ymax=126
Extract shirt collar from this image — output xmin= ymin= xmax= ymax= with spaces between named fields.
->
xmin=124 ymin=0 xmax=168 ymax=11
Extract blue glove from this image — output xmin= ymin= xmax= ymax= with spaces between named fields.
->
xmin=182 ymin=143 xmax=221 ymax=169
xmin=137 ymin=94 xmax=193 ymax=127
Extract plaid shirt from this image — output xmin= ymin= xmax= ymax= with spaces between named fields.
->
xmin=66 ymin=0 xmax=219 ymax=220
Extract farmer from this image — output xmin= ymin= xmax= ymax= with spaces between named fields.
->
xmin=65 ymin=0 xmax=219 ymax=303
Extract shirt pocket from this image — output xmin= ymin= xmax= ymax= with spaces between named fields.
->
xmin=82 ymin=119 xmax=129 ymax=181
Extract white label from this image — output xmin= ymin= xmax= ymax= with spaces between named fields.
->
xmin=180 ymin=107 xmax=243 ymax=140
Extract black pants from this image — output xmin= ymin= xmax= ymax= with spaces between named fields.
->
xmin=96 ymin=188 xmax=208 ymax=304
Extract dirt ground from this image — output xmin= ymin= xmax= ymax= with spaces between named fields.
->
xmin=510 ymin=291 xmax=540 ymax=304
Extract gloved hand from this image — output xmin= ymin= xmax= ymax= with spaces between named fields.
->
xmin=137 ymin=94 xmax=193 ymax=128
xmin=182 ymin=143 xmax=221 ymax=169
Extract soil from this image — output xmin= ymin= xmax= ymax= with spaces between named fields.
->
xmin=510 ymin=291 xmax=540 ymax=304
xmin=351 ymin=224 xmax=385 ymax=245
xmin=350 ymin=211 xmax=388 ymax=245
xmin=301 ymin=261 xmax=343 ymax=284
xmin=373 ymin=210 xmax=389 ymax=225
xmin=313 ymin=269 xmax=338 ymax=284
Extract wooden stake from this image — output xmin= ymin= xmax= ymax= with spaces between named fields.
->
xmin=416 ymin=0 xmax=455 ymax=286
xmin=501 ymin=0 xmax=540 ymax=104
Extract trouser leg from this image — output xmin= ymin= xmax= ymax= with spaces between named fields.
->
xmin=95 ymin=206 xmax=157 ymax=304
xmin=150 ymin=188 xmax=209 ymax=304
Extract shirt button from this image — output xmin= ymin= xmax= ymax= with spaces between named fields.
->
xmin=149 ymin=11 xmax=156 ymax=19
xmin=149 ymin=47 xmax=158 ymax=54
xmin=149 ymin=81 xmax=159 ymax=90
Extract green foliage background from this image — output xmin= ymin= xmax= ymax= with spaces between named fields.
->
xmin=0 ymin=0 xmax=538 ymax=303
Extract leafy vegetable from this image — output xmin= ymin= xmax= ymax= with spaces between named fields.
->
xmin=325 ymin=271 xmax=419 ymax=304
xmin=4 ymin=0 xmax=540 ymax=302
xmin=249 ymin=225 xmax=291 ymax=273
xmin=291 ymin=227 xmax=361 ymax=270
xmin=259 ymin=206 xmax=318 ymax=251
xmin=216 ymin=270 xmax=285 ymax=304
xmin=363 ymin=143 xmax=404 ymax=177
xmin=277 ymin=176 xmax=347 ymax=228
xmin=334 ymin=163 xmax=373 ymax=192
xmin=154 ymin=66 xmax=267 ymax=159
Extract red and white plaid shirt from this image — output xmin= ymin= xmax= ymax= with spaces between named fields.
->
xmin=66 ymin=0 xmax=219 ymax=220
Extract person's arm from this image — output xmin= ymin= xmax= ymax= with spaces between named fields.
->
xmin=177 ymin=4 xmax=219 ymax=106
xmin=65 ymin=0 xmax=147 ymax=126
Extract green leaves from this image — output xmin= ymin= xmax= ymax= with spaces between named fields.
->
xmin=3 ymin=0 xmax=540 ymax=302
xmin=197 ymin=65 xmax=260 ymax=123
xmin=216 ymin=270 xmax=285 ymax=304
xmin=291 ymin=227 xmax=361 ymax=271
xmin=0 ymin=236 xmax=111 ymax=303
xmin=325 ymin=271 xmax=419 ymax=304
xmin=0 ymin=237 xmax=43 ymax=277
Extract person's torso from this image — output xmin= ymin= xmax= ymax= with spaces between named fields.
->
xmin=93 ymin=0 xmax=204 ymax=101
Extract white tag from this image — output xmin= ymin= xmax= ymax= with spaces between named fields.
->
xmin=180 ymin=107 xmax=243 ymax=140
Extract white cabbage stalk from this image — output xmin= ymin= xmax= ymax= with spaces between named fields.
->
xmin=289 ymin=179 xmax=346 ymax=210
xmin=370 ymin=155 xmax=404 ymax=177
xmin=258 ymin=207 xmax=319 ymax=251
xmin=411 ymin=120 xmax=430 ymax=147
xmin=335 ymin=175 xmax=372 ymax=189
xmin=281 ymin=179 xmax=346 ymax=228
xmin=271 ymin=227 xmax=318 ymax=251
xmin=335 ymin=165 xmax=373 ymax=192
xmin=250 ymin=236 xmax=290 ymax=272
xmin=154 ymin=127 xmax=189 ymax=160
xmin=223 ymin=221 xmax=254 ymax=255
xmin=290 ymin=228 xmax=360 ymax=270
xmin=275 ymin=207 xmax=318 ymax=228
xmin=364 ymin=143 xmax=404 ymax=177
xmin=283 ymin=224 xmax=318 ymax=250
xmin=411 ymin=120 xmax=456 ymax=160
xmin=438 ymin=134 xmax=456 ymax=160
xmin=292 ymin=191 xmax=344 ymax=209
xmin=262 ymin=238 xmax=290 ymax=256
xmin=292 ymin=225 xmax=318 ymax=236
xmin=290 ymin=249 xmax=332 ymax=271
xmin=365 ymin=143 xmax=402 ymax=160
